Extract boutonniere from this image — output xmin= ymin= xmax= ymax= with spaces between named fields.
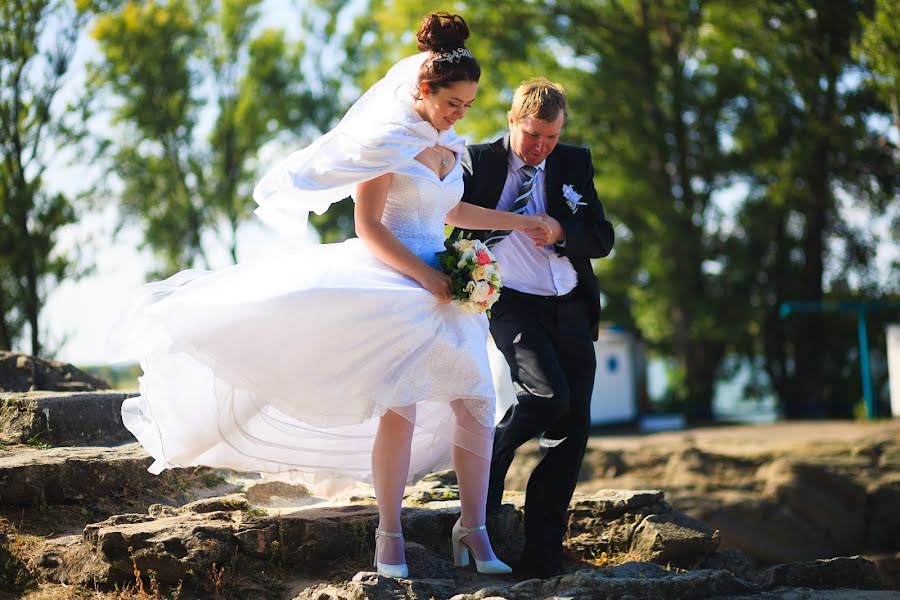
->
xmin=562 ymin=184 xmax=587 ymax=213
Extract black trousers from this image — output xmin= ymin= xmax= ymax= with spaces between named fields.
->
xmin=487 ymin=288 xmax=597 ymax=569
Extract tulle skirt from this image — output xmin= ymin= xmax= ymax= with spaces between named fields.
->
xmin=121 ymin=237 xmax=496 ymax=496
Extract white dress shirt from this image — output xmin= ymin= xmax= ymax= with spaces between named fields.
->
xmin=493 ymin=152 xmax=578 ymax=296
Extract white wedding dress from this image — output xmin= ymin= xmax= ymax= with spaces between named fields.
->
xmin=121 ymin=154 xmax=496 ymax=496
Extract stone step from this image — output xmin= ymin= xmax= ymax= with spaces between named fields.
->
xmin=7 ymin=484 xmax=887 ymax=599
xmin=0 ymin=443 xmax=207 ymax=506
xmin=49 ymin=488 xmax=719 ymax=586
xmin=297 ymin=563 xmax=757 ymax=600
xmin=298 ymin=557 xmax=886 ymax=600
xmin=0 ymin=390 xmax=137 ymax=446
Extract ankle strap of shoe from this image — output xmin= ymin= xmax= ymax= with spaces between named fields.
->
xmin=457 ymin=523 xmax=486 ymax=535
xmin=375 ymin=529 xmax=403 ymax=538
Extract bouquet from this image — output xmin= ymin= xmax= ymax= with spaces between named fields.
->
xmin=436 ymin=235 xmax=502 ymax=315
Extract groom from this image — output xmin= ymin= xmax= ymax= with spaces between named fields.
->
xmin=457 ymin=77 xmax=614 ymax=577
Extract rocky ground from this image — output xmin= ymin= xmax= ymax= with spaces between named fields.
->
xmin=0 ymin=352 xmax=897 ymax=599
xmin=563 ymin=420 xmax=900 ymax=575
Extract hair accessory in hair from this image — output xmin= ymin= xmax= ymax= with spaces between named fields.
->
xmin=427 ymin=47 xmax=473 ymax=66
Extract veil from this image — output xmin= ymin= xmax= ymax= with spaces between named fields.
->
xmin=253 ymin=52 xmax=466 ymax=236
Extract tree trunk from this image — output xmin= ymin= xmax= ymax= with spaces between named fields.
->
xmin=786 ymin=9 xmax=839 ymax=419
xmin=685 ymin=340 xmax=726 ymax=421
xmin=26 ymin=263 xmax=40 ymax=358
xmin=764 ymin=210 xmax=793 ymax=414
xmin=0 ymin=293 xmax=11 ymax=350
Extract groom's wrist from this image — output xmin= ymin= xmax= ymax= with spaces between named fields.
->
xmin=553 ymin=223 xmax=566 ymax=245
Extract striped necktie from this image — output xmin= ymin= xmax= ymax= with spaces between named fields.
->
xmin=484 ymin=165 xmax=538 ymax=248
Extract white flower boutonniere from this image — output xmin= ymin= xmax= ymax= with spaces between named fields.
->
xmin=562 ymin=184 xmax=587 ymax=214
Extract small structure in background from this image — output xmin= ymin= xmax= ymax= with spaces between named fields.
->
xmin=591 ymin=326 xmax=641 ymax=425
xmin=488 ymin=324 xmax=642 ymax=427
xmin=888 ymin=324 xmax=900 ymax=418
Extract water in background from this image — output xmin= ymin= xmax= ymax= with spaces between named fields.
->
xmin=647 ymin=358 xmax=779 ymax=423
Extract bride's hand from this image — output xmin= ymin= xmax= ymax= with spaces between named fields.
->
xmin=516 ymin=213 xmax=553 ymax=236
xmin=415 ymin=266 xmax=453 ymax=304
xmin=522 ymin=214 xmax=564 ymax=247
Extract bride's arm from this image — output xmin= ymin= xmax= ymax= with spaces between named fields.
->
xmin=444 ymin=202 xmax=554 ymax=239
xmin=355 ymin=174 xmax=452 ymax=303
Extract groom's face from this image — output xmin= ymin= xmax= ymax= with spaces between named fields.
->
xmin=509 ymin=112 xmax=565 ymax=166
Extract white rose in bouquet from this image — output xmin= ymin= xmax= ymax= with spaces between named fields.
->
xmin=470 ymin=281 xmax=492 ymax=303
xmin=437 ymin=234 xmax=504 ymax=316
xmin=457 ymin=239 xmax=476 ymax=252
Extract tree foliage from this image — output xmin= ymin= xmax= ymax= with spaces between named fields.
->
xmin=320 ymin=0 xmax=898 ymax=418
xmin=719 ymin=0 xmax=898 ymax=417
xmin=854 ymin=0 xmax=900 ymax=131
xmin=4 ymin=0 xmax=889 ymax=415
xmin=0 ymin=0 xmax=88 ymax=356
xmin=83 ymin=0 xmax=328 ymax=276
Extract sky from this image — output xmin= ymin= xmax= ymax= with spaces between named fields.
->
xmin=29 ymin=1 xmax=900 ymax=370
xmin=40 ymin=0 xmax=313 ymax=365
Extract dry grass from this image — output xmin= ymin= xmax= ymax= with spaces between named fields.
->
xmin=0 ymin=470 xmax=254 ymax=599
xmin=6 ymin=532 xmax=45 ymax=575
xmin=17 ymin=581 xmax=180 ymax=600
xmin=582 ymin=548 xmax=645 ymax=568
xmin=0 ymin=503 xmax=107 ymax=538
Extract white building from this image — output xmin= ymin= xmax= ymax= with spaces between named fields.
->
xmin=888 ymin=324 xmax=900 ymax=418
xmin=489 ymin=325 xmax=641 ymax=426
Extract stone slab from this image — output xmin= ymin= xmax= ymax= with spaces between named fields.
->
xmin=0 ymin=390 xmax=137 ymax=446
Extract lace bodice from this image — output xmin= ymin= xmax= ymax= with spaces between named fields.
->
xmin=380 ymin=158 xmax=463 ymax=265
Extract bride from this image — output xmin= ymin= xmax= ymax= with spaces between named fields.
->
xmin=122 ymin=12 xmax=549 ymax=578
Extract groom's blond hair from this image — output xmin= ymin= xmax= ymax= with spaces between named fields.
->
xmin=509 ymin=77 xmax=568 ymax=124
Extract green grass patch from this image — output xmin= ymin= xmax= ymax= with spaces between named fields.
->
xmin=242 ymin=506 xmax=268 ymax=518
xmin=25 ymin=437 xmax=51 ymax=449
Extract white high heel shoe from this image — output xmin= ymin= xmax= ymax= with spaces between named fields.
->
xmin=451 ymin=518 xmax=512 ymax=574
xmin=374 ymin=529 xmax=408 ymax=578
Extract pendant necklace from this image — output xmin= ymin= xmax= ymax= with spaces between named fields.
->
xmin=431 ymin=145 xmax=448 ymax=167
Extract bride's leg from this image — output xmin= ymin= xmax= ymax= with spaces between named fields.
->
xmin=372 ymin=406 xmax=415 ymax=566
xmin=451 ymin=401 xmax=500 ymax=562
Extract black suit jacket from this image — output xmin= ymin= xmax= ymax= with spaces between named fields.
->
xmin=457 ymin=135 xmax=615 ymax=339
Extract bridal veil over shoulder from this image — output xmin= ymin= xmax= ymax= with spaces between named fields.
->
xmin=121 ymin=53 xmax=496 ymax=496
xmin=253 ymin=52 xmax=463 ymax=235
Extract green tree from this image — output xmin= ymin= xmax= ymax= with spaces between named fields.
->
xmin=84 ymin=0 xmax=325 ymax=276
xmin=0 ymin=0 xmax=88 ymax=356
xmin=545 ymin=0 xmax=751 ymax=419
xmin=86 ymin=0 xmax=206 ymax=276
xmin=854 ymin=0 xmax=900 ymax=131
xmin=307 ymin=0 xmax=897 ymax=419
xmin=720 ymin=0 xmax=898 ymax=417
xmin=318 ymin=0 xmax=752 ymax=419
xmin=204 ymin=1 xmax=335 ymax=261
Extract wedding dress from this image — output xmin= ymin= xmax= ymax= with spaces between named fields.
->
xmin=121 ymin=148 xmax=496 ymax=496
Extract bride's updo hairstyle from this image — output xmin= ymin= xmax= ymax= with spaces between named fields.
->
xmin=415 ymin=12 xmax=481 ymax=92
